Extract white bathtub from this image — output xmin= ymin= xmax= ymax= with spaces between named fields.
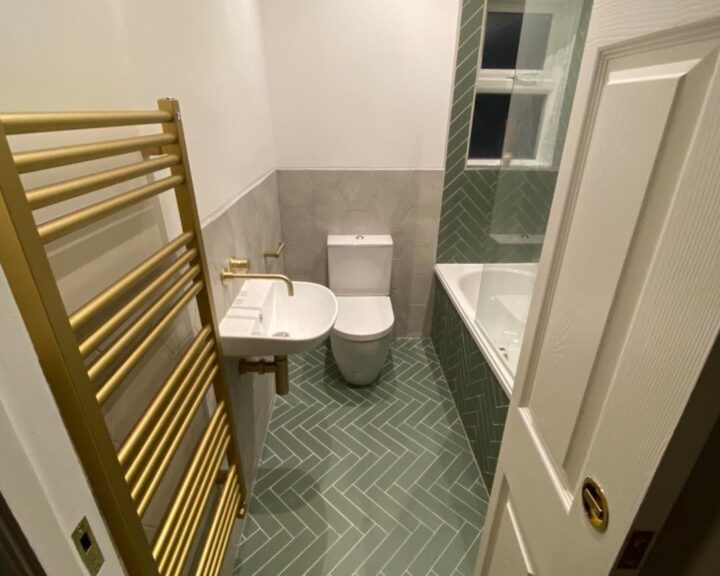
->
xmin=434 ymin=263 xmax=538 ymax=395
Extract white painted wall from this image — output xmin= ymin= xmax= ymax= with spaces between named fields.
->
xmin=1 ymin=0 xmax=462 ymax=195
xmin=0 ymin=1 xmax=462 ymax=569
xmin=0 ymin=1 xmax=278 ymax=570
xmin=0 ymin=269 xmax=126 ymax=574
xmin=0 ymin=0 xmax=276 ymax=222
xmin=259 ymin=0 xmax=461 ymax=169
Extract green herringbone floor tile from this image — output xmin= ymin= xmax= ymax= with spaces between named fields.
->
xmin=234 ymin=339 xmax=487 ymax=576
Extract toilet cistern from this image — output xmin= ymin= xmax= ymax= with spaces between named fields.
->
xmin=220 ymin=257 xmax=294 ymax=296
xmin=327 ymin=234 xmax=394 ymax=386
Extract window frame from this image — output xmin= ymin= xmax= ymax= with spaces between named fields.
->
xmin=467 ymin=0 xmax=574 ymax=169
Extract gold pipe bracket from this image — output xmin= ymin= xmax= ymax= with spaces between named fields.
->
xmin=239 ymin=355 xmax=289 ymax=396
xmin=238 ymin=503 xmax=247 ymax=519
xmin=263 ymin=241 xmax=285 ymax=259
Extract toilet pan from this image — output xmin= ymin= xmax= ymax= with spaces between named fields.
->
xmin=330 ymin=296 xmax=394 ymax=385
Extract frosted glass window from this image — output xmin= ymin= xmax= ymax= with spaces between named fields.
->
xmin=503 ymin=93 xmax=546 ymax=159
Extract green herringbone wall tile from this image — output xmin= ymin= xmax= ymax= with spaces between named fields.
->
xmin=436 ymin=0 xmax=557 ymax=264
xmin=431 ymin=283 xmax=509 ymax=489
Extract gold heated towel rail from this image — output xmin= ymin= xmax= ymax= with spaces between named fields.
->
xmin=0 ymin=99 xmax=245 ymax=575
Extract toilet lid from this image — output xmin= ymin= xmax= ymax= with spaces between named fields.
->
xmin=332 ymin=296 xmax=394 ymax=342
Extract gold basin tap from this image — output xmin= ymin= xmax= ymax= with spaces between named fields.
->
xmin=220 ymin=267 xmax=294 ymax=296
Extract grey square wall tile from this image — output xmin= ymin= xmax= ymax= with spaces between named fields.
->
xmin=410 ymin=273 xmax=433 ymax=306
xmin=409 ymin=170 xmax=445 ymax=217
xmin=373 ymin=170 xmax=414 ymax=191
xmin=312 ymin=186 xmax=349 ymax=208
xmin=277 ymin=169 xmax=443 ymax=336
xmin=311 ymin=204 xmax=350 ymax=234
xmin=280 ymin=206 xmax=318 ymax=243
xmin=345 ymin=209 xmax=387 ymax=234
xmin=371 ymin=186 xmax=412 ymax=228
xmin=307 ymin=170 xmax=345 ymax=190
xmin=284 ymin=243 xmax=322 ymax=276
xmin=278 ymin=170 xmax=314 ymax=208
xmin=340 ymin=171 xmax=379 ymax=208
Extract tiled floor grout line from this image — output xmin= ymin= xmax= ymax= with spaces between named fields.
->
xmin=233 ymin=527 xmax=290 ymax=571
xmin=303 ymin=534 xmax=349 ymax=576
xmin=235 ymin=340 xmax=488 ymax=576
xmin=403 ymin=522 xmax=447 ymax=576
xmin=252 ymin=529 xmax=310 ymax=576
xmin=276 ymin=527 xmax=332 ymax=576
xmin=279 ymin=423 xmax=325 ymax=458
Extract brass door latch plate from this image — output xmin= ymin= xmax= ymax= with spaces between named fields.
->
xmin=582 ymin=477 xmax=609 ymax=532
xmin=72 ymin=517 xmax=104 ymax=575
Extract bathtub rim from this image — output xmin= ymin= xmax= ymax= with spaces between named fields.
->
xmin=434 ymin=263 xmax=513 ymax=397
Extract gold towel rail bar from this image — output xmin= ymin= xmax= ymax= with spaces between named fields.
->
xmin=127 ymin=343 xmax=216 ymax=497
xmin=203 ymin=478 xmax=240 ymax=576
xmin=152 ymin=403 xmax=225 ymax=558
xmin=0 ymin=110 xmax=173 ymax=134
xmin=118 ymin=326 xmax=212 ymax=465
xmin=153 ymin=403 xmax=227 ymax=572
xmin=133 ymin=355 xmax=219 ymax=514
xmin=88 ymin=270 xmax=200 ymax=383
xmin=127 ymin=343 xmax=216 ymax=489
xmin=79 ymin=251 xmax=198 ymax=357
xmin=198 ymin=466 xmax=238 ymax=575
xmin=157 ymin=422 xmax=227 ymax=572
xmin=38 ymin=173 xmax=184 ymax=242
xmin=26 ymin=153 xmax=181 ymax=209
xmin=209 ymin=489 xmax=241 ymax=576
xmin=95 ymin=281 xmax=203 ymax=404
xmin=13 ymin=132 xmax=176 ymax=173
xmin=166 ymin=429 xmax=230 ymax=576
xmin=0 ymin=99 xmax=245 ymax=575
xmin=167 ymin=430 xmax=230 ymax=576
xmin=135 ymin=361 xmax=220 ymax=517
xmin=69 ymin=230 xmax=194 ymax=330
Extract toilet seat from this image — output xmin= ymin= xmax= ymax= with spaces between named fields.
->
xmin=332 ymin=296 xmax=394 ymax=342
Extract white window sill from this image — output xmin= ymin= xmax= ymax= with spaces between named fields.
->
xmin=466 ymin=158 xmax=554 ymax=170
xmin=476 ymin=70 xmax=557 ymax=94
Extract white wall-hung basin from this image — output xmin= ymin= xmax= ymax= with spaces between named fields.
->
xmin=219 ymin=280 xmax=338 ymax=357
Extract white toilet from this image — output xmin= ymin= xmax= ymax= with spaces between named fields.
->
xmin=328 ymin=235 xmax=394 ymax=386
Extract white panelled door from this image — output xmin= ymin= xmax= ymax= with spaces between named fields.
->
xmin=476 ymin=2 xmax=720 ymax=575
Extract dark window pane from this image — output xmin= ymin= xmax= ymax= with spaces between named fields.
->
xmin=468 ymin=93 xmax=546 ymax=160
xmin=482 ymin=12 xmax=553 ymax=70
xmin=468 ymin=93 xmax=510 ymax=159
xmin=482 ymin=12 xmax=523 ymax=69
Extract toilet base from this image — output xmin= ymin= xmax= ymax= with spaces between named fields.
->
xmin=330 ymin=332 xmax=391 ymax=386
